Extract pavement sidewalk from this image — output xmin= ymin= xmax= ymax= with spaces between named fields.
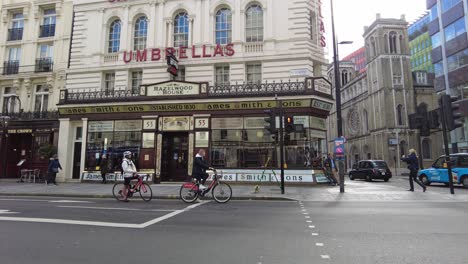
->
xmin=1 ymin=179 xmax=467 ymax=202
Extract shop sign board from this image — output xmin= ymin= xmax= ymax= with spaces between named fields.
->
xmin=195 ymin=118 xmax=209 ymax=129
xmin=293 ymin=116 xmax=309 ymax=128
xmin=212 ymin=117 xmax=243 ymax=129
xmin=310 ymin=116 xmax=326 ymax=130
xmin=114 ymin=120 xmax=142 ymax=131
xmin=143 ymin=81 xmax=200 ymax=97
xmin=143 ymin=119 xmax=157 ymax=130
xmin=7 ymin=129 xmax=32 ymax=134
xmin=244 ymin=117 xmax=268 ymax=129
xmin=312 ymin=77 xmax=332 ymax=96
xmin=162 ymin=116 xmax=190 ymax=131
xmin=59 ymin=99 xmax=312 ymax=115
xmin=310 ymin=130 xmax=326 ymax=139
xmin=290 ymin=69 xmax=312 ymax=77
xmin=82 ymin=172 xmax=153 ymax=182
xmin=334 ymin=137 xmax=346 ymax=160
xmin=88 ymin=121 xmax=114 ymax=132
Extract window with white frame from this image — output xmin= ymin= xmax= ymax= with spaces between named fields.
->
xmin=34 ymin=85 xmax=49 ymax=112
xmin=12 ymin=13 xmax=24 ymax=29
xmin=174 ymin=12 xmax=189 ymax=47
xmin=2 ymin=87 xmax=17 ymax=114
xmin=246 ymin=63 xmax=262 ymax=84
xmin=134 ymin=16 xmax=148 ymax=50
xmin=108 ymin=19 xmax=121 ymax=53
xmin=215 ymin=65 xmax=230 ymax=85
xmin=131 ymin=71 xmax=142 ymax=92
xmin=8 ymin=47 xmax=21 ymax=62
xmin=104 ymin=73 xmax=115 ymax=92
xmin=245 ymin=4 xmax=263 ymax=42
xmin=215 ymin=8 xmax=232 ymax=45
xmin=43 ymin=9 xmax=56 ymax=25
xmin=38 ymin=44 xmax=53 ymax=59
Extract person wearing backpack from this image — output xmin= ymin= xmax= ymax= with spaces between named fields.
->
xmin=119 ymin=151 xmax=138 ymax=201
xmin=47 ymin=154 xmax=62 ymax=185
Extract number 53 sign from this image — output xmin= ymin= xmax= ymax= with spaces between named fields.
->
xmin=195 ymin=118 xmax=209 ymax=129
xmin=143 ymin=120 xmax=157 ymax=130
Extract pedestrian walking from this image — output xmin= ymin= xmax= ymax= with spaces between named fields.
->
xmin=324 ymin=153 xmax=339 ymax=186
xmin=401 ymin=149 xmax=426 ymax=192
xmin=99 ymin=154 xmax=109 ymax=184
xmin=47 ymin=154 xmax=62 ymax=185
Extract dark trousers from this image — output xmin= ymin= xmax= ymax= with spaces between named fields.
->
xmin=194 ymin=173 xmax=207 ymax=185
xmin=47 ymin=171 xmax=57 ymax=184
xmin=409 ymin=169 xmax=425 ymax=190
xmin=101 ymin=173 xmax=107 ymax=183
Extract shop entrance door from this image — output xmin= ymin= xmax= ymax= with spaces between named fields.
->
xmin=72 ymin=142 xmax=82 ymax=179
xmin=161 ymin=133 xmax=189 ymax=182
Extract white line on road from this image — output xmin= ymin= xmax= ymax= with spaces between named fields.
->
xmin=321 ymin=255 xmax=330 ymax=259
xmin=311 ymin=233 xmax=319 ymax=236
xmin=306 ymin=220 xmax=312 ymax=223
xmin=303 ymin=212 xmax=309 ymax=215
xmin=0 ymin=201 xmax=209 ymax=229
xmin=316 ymin=243 xmax=324 ymax=247
xmin=305 ymin=216 xmax=310 ymax=219
xmin=49 ymin=200 xmax=93 ymax=203
xmin=308 ymin=225 xmax=315 ymax=228
xmin=57 ymin=206 xmax=177 ymax=212
xmin=0 ymin=210 xmax=19 ymax=214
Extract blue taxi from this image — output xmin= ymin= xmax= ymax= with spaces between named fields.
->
xmin=418 ymin=153 xmax=468 ymax=188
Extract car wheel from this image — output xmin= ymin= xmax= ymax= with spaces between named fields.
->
xmin=384 ymin=178 xmax=389 ymax=182
xmin=420 ymin=174 xmax=431 ymax=186
xmin=462 ymin=176 xmax=468 ymax=189
xmin=349 ymin=173 xmax=355 ymax=180
xmin=366 ymin=174 xmax=372 ymax=182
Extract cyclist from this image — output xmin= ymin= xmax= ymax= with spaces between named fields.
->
xmin=120 ymin=151 xmax=138 ymax=202
xmin=192 ymin=149 xmax=213 ymax=190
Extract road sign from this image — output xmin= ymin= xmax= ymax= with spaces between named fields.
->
xmin=334 ymin=137 xmax=345 ymax=160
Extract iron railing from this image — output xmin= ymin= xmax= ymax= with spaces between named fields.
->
xmin=2 ymin=111 xmax=59 ymax=121
xmin=208 ymin=80 xmax=306 ymax=97
xmin=64 ymin=89 xmax=140 ymax=103
xmin=7 ymin=28 xmax=23 ymax=41
xmin=3 ymin=61 xmax=19 ymax=75
xmin=35 ymin=58 xmax=53 ymax=72
xmin=39 ymin=24 xmax=55 ymax=38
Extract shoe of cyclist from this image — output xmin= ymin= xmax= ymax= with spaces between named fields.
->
xmin=199 ymin=184 xmax=207 ymax=190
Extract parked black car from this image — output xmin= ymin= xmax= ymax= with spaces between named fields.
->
xmin=349 ymin=160 xmax=392 ymax=182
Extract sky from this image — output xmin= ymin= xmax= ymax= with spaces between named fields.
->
xmin=322 ymin=0 xmax=428 ymax=60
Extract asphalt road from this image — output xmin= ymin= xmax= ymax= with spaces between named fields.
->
xmin=0 ymin=178 xmax=467 ymax=264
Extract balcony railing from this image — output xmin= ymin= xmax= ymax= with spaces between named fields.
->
xmin=39 ymin=24 xmax=55 ymax=38
xmin=7 ymin=28 xmax=23 ymax=41
xmin=3 ymin=61 xmax=19 ymax=75
xmin=35 ymin=58 xmax=53 ymax=72
xmin=64 ymin=89 xmax=140 ymax=103
xmin=243 ymin=42 xmax=264 ymax=53
xmin=1 ymin=111 xmax=59 ymax=121
xmin=208 ymin=81 xmax=306 ymax=97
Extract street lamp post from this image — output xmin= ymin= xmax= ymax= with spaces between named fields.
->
xmin=330 ymin=0 xmax=352 ymax=193
xmin=1 ymin=116 xmax=11 ymax=179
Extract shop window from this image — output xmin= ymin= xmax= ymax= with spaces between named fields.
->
xmin=76 ymin=127 xmax=83 ymax=141
xmin=174 ymin=12 xmax=189 ymax=47
xmin=215 ymin=65 xmax=230 ymax=85
xmin=108 ymin=19 xmax=121 ymax=53
xmin=245 ymin=4 xmax=263 ymax=42
xmin=34 ymin=85 xmax=49 ymax=113
xmin=142 ymin=133 xmax=155 ymax=148
xmin=33 ymin=134 xmax=51 ymax=161
xmin=215 ymin=8 xmax=232 ymax=45
xmin=246 ymin=63 xmax=262 ymax=84
xmin=86 ymin=131 xmax=114 ymax=170
xmin=133 ymin=16 xmax=148 ymax=50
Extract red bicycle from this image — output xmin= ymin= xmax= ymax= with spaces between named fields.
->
xmin=112 ymin=174 xmax=153 ymax=202
xmin=179 ymin=169 xmax=232 ymax=203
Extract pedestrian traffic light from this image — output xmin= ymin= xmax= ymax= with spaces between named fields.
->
xmin=428 ymin=109 xmax=440 ymax=129
xmin=285 ymin=115 xmax=294 ymax=133
xmin=264 ymin=109 xmax=277 ymax=134
xmin=408 ymin=113 xmax=424 ymax=129
xmin=441 ymin=95 xmax=464 ymax=131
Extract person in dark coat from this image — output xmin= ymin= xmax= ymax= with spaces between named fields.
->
xmin=191 ymin=149 xmax=213 ymax=190
xmin=99 ymin=154 xmax=109 ymax=184
xmin=401 ymin=149 xmax=426 ymax=192
xmin=47 ymin=154 xmax=62 ymax=185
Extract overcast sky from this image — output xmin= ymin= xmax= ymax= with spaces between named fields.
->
xmin=322 ymin=0 xmax=428 ymax=60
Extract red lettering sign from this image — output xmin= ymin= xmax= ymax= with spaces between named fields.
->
xmin=151 ymin=48 xmax=161 ymax=61
xmin=318 ymin=0 xmax=327 ymax=48
xmin=179 ymin=47 xmax=188 ymax=59
xmin=202 ymin=45 xmax=211 ymax=58
xmin=136 ymin=49 xmax=147 ymax=62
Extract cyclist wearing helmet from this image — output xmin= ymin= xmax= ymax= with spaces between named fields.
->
xmin=120 ymin=151 xmax=138 ymax=201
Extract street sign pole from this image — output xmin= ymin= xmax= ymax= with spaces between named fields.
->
xmin=278 ymin=98 xmax=285 ymax=194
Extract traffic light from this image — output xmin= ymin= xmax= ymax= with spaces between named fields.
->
xmin=285 ymin=115 xmax=294 ymax=133
xmin=428 ymin=110 xmax=440 ymax=129
xmin=264 ymin=109 xmax=277 ymax=134
xmin=408 ymin=113 xmax=424 ymax=129
xmin=440 ymin=95 xmax=464 ymax=131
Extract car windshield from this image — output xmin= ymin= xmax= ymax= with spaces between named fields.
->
xmin=372 ymin=161 xmax=387 ymax=168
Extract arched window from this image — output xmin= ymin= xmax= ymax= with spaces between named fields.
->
xmin=422 ymin=138 xmax=431 ymax=159
xmin=399 ymin=35 xmax=403 ymax=53
xmin=397 ymin=104 xmax=404 ymax=126
xmin=215 ymin=8 xmax=232 ymax=45
xmin=245 ymin=4 xmax=263 ymax=42
xmin=174 ymin=12 xmax=189 ymax=47
xmin=341 ymin=70 xmax=348 ymax=85
xmin=108 ymin=19 xmax=121 ymax=53
xmin=370 ymin=37 xmax=376 ymax=57
xmin=384 ymin=34 xmax=389 ymax=53
xmin=363 ymin=110 xmax=369 ymax=133
xmin=389 ymin=31 xmax=397 ymax=54
xmin=400 ymin=140 xmax=407 ymax=157
xmin=134 ymin=16 xmax=148 ymax=50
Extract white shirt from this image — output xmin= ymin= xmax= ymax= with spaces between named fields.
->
xmin=122 ymin=158 xmax=137 ymax=178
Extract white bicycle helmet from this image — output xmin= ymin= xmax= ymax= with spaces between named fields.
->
xmin=123 ymin=151 xmax=132 ymax=157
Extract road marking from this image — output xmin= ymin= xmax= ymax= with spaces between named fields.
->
xmin=312 ymin=233 xmax=319 ymax=236
xmin=301 ymin=209 xmax=306 ymax=212
xmin=306 ymin=220 xmax=312 ymax=223
xmin=49 ymin=200 xmax=93 ymax=203
xmin=57 ymin=206 xmax=176 ymax=212
xmin=308 ymin=225 xmax=315 ymax=228
xmin=302 ymin=212 xmax=309 ymax=215
xmin=305 ymin=216 xmax=310 ymax=219
xmin=0 ymin=201 xmax=209 ymax=229
xmin=321 ymin=255 xmax=330 ymax=259
xmin=0 ymin=210 xmax=19 ymax=214
xmin=316 ymin=243 xmax=324 ymax=247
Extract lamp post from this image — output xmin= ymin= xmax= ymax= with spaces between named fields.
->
xmin=330 ymin=0 xmax=353 ymax=193
xmin=1 ymin=116 xmax=11 ymax=179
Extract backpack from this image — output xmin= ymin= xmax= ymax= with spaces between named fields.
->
xmin=121 ymin=159 xmax=131 ymax=175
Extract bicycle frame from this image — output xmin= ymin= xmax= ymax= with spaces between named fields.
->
xmin=183 ymin=171 xmax=220 ymax=194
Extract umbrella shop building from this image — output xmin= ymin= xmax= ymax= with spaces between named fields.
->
xmin=56 ymin=0 xmax=334 ymax=184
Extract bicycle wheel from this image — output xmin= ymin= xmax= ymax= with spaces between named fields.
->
xmin=112 ymin=183 xmax=126 ymax=201
xmin=138 ymin=183 xmax=153 ymax=202
xmin=212 ymin=182 xmax=232 ymax=203
xmin=179 ymin=183 xmax=199 ymax=203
